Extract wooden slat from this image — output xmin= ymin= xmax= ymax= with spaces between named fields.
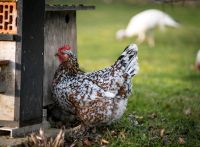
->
xmin=0 ymin=120 xmax=19 ymax=128
xmin=0 ymin=34 xmax=15 ymax=41
xmin=45 ymin=4 xmax=95 ymax=11
xmin=0 ymin=60 xmax=9 ymax=66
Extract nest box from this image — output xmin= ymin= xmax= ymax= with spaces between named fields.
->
xmin=0 ymin=0 xmax=94 ymax=137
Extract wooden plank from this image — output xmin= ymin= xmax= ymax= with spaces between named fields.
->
xmin=0 ymin=120 xmax=18 ymax=128
xmin=14 ymin=0 xmax=22 ymax=124
xmin=0 ymin=122 xmax=49 ymax=137
xmin=45 ymin=4 xmax=95 ymax=11
xmin=0 ymin=60 xmax=9 ymax=66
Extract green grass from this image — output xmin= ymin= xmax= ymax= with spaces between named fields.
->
xmin=51 ymin=1 xmax=200 ymax=146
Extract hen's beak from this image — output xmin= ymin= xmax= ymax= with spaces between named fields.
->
xmin=55 ymin=53 xmax=58 ymax=56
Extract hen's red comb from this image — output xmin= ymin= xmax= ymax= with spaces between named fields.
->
xmin=58 ymin=44 xmax=71 ymax=52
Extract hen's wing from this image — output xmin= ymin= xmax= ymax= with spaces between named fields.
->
xmin=53 ymin=73 xmax=116 ymax=107
xmin=67 ymin=74 xmax=116 ymax=102
xmin=79 ymin=44 xmax=138 ymax=99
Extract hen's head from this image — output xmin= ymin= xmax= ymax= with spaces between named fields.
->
xmin=56 ymin=45 xmax=73 ymax=62
xmin=116 ymin=29 xmax=126 ymax=40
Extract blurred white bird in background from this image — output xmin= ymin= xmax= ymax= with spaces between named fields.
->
xmin=196 ymin=50 xmax=200 ymax=71
xmin=116 ymin=9 xmax=179 ymax=47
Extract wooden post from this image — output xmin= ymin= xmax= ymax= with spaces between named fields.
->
xmin=18 ymin=0 xmax=44 ymax=127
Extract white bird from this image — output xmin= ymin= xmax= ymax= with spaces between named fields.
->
xmin=116 ymin=9 xmax=179 ymax=47
xmin=196 ymin=50 xmax=200 ymax=71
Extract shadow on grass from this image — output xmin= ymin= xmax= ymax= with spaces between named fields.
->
xmin=183 ymin=72 xmax=200 ymax=83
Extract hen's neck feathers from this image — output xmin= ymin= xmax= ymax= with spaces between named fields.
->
xmin=56 ymin=56 xmax=83 ymax=76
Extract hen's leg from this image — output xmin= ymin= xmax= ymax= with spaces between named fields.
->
xmin=146 ymin=31 xmax=155 ymax=48
xmin=136 ymin=32 xmax=146 ymax=44
xmin=147 ymin=35 xmax=155 ymax=47
xmin=65 ymin=124 xmax=88 ymax=139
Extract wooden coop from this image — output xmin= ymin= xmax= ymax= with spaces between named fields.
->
xmin=0 ymin=0 xmax=94 ymax=137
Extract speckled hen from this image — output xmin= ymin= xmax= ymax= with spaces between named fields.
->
xmin=52 ymin=44 xmax=139 ymax=127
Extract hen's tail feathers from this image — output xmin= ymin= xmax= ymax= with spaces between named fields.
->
xmin=115 ymin=44 xmax=139 ymax=77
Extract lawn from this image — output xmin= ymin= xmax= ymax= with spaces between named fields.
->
xmin=50 ymin=1 xmax=200 ymax=146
